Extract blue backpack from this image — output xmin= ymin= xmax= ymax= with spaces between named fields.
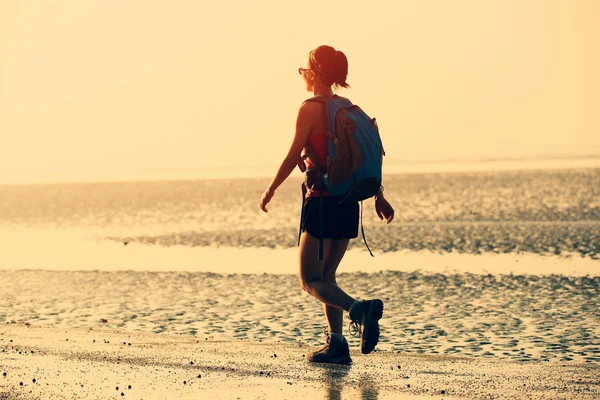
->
xmin=300 ymin=95 xmax=385 ymax=259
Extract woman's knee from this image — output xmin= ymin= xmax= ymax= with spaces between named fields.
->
xmin=299 ymin=275 xmax=311 ymax=293
xmin=299 ymin=276 xmax=321 ymax=294
xmin=300 ymin=267 xmax=335 ymax=291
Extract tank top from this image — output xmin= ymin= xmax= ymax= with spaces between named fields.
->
xmin=305 ymin=132 xmax=327 ymax=169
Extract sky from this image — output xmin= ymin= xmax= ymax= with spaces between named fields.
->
xmin=1 ymin=0 xmax=599 ymax=184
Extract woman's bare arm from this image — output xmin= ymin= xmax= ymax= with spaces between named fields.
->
xmin=259 ymin=102 xmax=316 ymax=212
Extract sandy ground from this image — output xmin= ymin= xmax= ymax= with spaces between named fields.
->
xmin=1 ymin=324 xmax=598 ymax=400
xmin=2 ymin=270 xmax=599 ymax=363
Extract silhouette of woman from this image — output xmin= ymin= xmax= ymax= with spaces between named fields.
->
xmin=259 ymin=45 xmax=395 ymax=364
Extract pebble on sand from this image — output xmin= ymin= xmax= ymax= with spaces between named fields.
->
xmin=2 ymin=372 xmax=6 ymax=377
xmin=128 ymin=385 xmax=131 ymax=389
xmin=32 ymin=378 xmax=36 ymax=383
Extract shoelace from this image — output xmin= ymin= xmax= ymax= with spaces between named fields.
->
xmin=349 ymin=320 xmax=361 ymax=337
xmin=325 ymin=324 xmax=362 ymax=338
xmin=310 ymin=327 xmax=330 ymax=354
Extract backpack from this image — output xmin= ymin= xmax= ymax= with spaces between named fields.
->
xmin=299 ymin=95 xmax=385 ymax=260
xmin=304 ymin=95 xmax=385 ymax=202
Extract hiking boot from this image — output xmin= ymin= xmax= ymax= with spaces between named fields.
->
xmin=348 ymin=299 xmax=384 ymax=354
xmin=306 ymin=334 xmax=352 ymax=365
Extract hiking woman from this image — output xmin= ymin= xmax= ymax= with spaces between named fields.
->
xmin=259 ymin=45 xmax=395 ymax=364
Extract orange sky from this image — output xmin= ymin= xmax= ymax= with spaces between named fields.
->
xmin=1 ymin=1 xmax=599 ymax=184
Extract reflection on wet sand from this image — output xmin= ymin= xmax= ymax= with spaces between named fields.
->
xmin=314 ymin=364 xmax=350 ymax=400
xmin=313 ymin=363 xmax=380 ymax=400
xmin=358 ymin=372 xmax=379 ymax=400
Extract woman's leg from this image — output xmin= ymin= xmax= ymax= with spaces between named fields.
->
xmin=322 ymin=238 xmax=350 ymax=335
xmin=299 ymin=232 xmax=355 ymax=312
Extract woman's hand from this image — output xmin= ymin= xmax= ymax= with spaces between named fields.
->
xmin=375 ymin=195 xmax=394 ymax=224
xmin=259 ymin=188 xmax=275 ymax=213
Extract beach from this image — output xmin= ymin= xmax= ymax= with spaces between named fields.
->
xmin=2 ymin=324 xmax=599 ymax=399
xmin=3 ymin=0 xmax=600 ymax=396
xmin=1 ymin=269 xmax=599 ymax=363
xmin=1 ymin=168 xmax=599 ymax=398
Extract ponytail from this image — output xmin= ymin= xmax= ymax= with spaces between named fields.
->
xmin=310 ymin=45 xmax=350 ymax=89
xmin=332 ymin=50 xmax=349 ymax=89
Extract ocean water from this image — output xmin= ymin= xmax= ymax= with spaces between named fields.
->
xmin=0 ymin=168 xmax=599 ymax=362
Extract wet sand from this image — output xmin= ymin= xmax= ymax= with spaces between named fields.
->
xmin=2 ymin=169 xmax=599 ymax=258
xmin=1 ymin=270 xmax=599 ymax=364
xmin=111 ymin=169 xmax=599 ymax=258
xmin=1 ymin=324 xmax=599 ymax=399
xmin=1 ymin=168 xmax=598 ymax=398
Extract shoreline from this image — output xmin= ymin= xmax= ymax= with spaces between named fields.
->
xmin=0 ymin=234 xmax=598 ymax=275
xmin=1 ymin=324 xmax=599 ymax=399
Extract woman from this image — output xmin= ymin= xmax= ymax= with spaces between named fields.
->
xmin=259 ymin=45 xmax=395 ymax=364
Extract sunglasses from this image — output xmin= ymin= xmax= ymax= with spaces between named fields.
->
xmin=298 ymin=67 xmax=313 ymax=75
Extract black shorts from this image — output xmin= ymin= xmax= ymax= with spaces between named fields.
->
xmin=301 ymin=195 xmax=359 ymax=239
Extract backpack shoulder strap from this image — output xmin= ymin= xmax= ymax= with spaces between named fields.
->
xmin=301 ymin=95 xmax=357 ymax=136
xmin=301 ymin=96 xmax=329 ymax=130
xmin=301 ymin=96 xmax=330 ymax=142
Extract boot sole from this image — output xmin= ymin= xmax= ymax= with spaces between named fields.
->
xmin=361 ymin=299 xmax=384 ymax=354
xmin=307 ymin=355 xmax=353 ymax=365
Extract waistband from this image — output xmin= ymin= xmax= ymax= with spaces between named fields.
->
xmin=305 ymin=187 xmax=331 ymax=198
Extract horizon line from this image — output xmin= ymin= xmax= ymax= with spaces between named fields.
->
xmin=1 ymin=156 xmax=599 ymax=187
